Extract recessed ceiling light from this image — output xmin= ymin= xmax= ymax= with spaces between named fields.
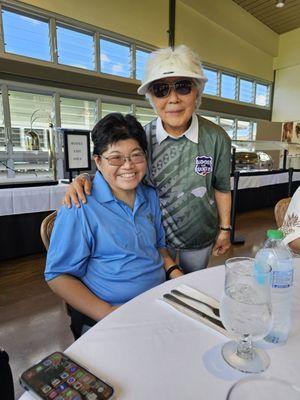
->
xmin=276 ymin=0 xmax=285 ymax=8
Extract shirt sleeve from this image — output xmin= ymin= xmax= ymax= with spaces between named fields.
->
xmin=212 ymin=128 xmax=232 ymax=192
xmin=44 ymin=205 xmax=93 ymax=281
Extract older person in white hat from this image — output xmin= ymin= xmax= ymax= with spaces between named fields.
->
xmin=64 ymin=45 xmax=232 ymax=273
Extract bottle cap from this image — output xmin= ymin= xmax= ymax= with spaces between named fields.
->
xmin=267 ymin=229 xmax=284 ymax=239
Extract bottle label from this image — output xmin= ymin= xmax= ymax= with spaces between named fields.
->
xmin=272 ymin=270 xmax=293 ymax=288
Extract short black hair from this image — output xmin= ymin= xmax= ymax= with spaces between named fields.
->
xmin=92 ymin=113 xmax=148 ymax=156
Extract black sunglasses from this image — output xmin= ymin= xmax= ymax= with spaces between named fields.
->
xmin=150 ymin=79 xmax=194 ymax=98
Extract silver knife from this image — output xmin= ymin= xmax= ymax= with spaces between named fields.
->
xmin=171 ymin=289 xmax=220 ymax=317
xmin=163 ymin=293 xmax=225 ymax=330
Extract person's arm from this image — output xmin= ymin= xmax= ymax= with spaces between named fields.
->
xmin=151 ymin=186 xmax=183 ymax=279
xmin=63 ymin=173 xmax=93 ymax=208
xmin=48 ymin=275 xmax=118 ymax=321
xmin=212 ymin=189 xmax=232 ymax=256
xmin=159 ymin=247 xmax=183 ymax=279
xmin=288 ymin=238 xmax=300 ymax=254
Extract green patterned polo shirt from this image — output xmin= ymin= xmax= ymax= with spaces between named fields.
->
xmin=144 ymin=114 xmax=231 ymax=250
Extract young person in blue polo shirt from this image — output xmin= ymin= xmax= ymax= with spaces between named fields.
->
xmin=45 ymin=113 xmax=183 ymax=338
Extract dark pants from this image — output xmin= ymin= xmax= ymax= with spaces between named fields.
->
xmin=69 ymin=308 xmax=97 ymax=340
xmin=0 ymin=349 xmax=14 ymax=400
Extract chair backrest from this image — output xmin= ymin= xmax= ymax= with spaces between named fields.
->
xmin=40 ymin=210 xmax=57 ymax=250
xmin=274 ymin=197 xmax=291 ymax=228
xmin=40 ymin=210 xmax=74 ymax=319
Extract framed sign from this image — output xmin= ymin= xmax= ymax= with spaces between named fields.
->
xmin=63 ymin=129 xmax=91 ymax=172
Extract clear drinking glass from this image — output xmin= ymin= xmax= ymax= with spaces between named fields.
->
xmin=227 ymin=376 xmax=300 ymax=400
xmin=220 ymin=257 xmax=272 ymax=373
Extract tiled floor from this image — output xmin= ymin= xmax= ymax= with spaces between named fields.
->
xmin=0 ymin=207 xmax=276 ymax=398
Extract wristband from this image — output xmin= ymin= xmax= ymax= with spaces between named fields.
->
xmin=166 ymin=264 xmax=183 ymax=279
xmin=219 ymin=226 xmax=232 ymax=231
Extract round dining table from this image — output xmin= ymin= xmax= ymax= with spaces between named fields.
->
xmin=20 ymin=261 xmax=300 ymax=399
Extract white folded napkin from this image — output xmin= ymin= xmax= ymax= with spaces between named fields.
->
xmin=161 ymin=284 xmax=231 ymax=337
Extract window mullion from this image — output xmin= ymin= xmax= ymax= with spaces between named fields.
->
xmin=0 ymin=4 xmax=5 ymax=53
xmin=131 ymin=43 xmax=136 ymax=79
xmin=131 ymin=103 xmax=136 ymax=116
xmin=94 ymin=31 xmax=100 ymax=73
xmin=236 ymin=77 xmax=240 ymax=102
xmin=1 ymin=84 xmax=14 ymax=177
xmin=217 ymin=71 xmax=221 ymax=97
xmin=234 ymin=119 xmax=237 ymax=140
xmin=2 ymin=84 xmax=11 ymax=132
xmin=49 ymin=17 xmax=58 ymax=64
xmin=96 ymin=97 xmax=101 ymax=120
xmin=253 ymin=82 xmax=257 ymax=105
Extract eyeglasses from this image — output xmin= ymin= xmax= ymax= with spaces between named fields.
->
xmin=150 ymin=79 xmax=194 ymax=98
xmin=99 ymin=151 xmax=146 ymax=166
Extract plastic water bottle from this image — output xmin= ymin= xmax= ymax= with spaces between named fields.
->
xmin=254 ymin=229 xmax=294 ymax=344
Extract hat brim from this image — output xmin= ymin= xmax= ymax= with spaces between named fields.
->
xmin=137 ymin=70 xmax=208 ymax=95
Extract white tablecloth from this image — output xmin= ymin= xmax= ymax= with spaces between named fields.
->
xmin=1 ymin=172 xmax=299 ymax=216
xmin=20 ymin=261 xmax=300 ymax=400
xmin=0 ymin=184 xmax=68 ymax=216
xmin=231 ymin=171 xmax=300 ymax=190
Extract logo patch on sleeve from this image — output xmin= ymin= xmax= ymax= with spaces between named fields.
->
xmin=195 ymin=155 xmax=213 ymax=176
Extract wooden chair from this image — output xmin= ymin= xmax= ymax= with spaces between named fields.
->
xmin=274 ymin=197 xmax=291 ymax=228
xmin=40 ymin=210 xmax=73 ymax=318
xmin=40 ymin=210 xmax=57 ymax=250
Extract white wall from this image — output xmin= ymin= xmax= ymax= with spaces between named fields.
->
xmin=19 ymin=0 xmax=169 ymax=47
xmin=177 ymin=0 xmax=277 ymax=81
xmin=272 ymin=28 xmax=300 ymax=122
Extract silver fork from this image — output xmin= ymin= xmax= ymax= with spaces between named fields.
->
xmin=171 ymin=289 xmax=220 ymax=318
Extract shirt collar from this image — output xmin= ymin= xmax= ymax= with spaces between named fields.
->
xmin=92 ymin=171 xmax=114 ymax=203
xmin=156 ymin=113 xmax=198 ymax=144
xmin=92 ymin=171 xmax=146 ymax=208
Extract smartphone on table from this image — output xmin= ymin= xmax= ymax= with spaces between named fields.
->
xmin=19 ymin=351 xmax=114 ymax=400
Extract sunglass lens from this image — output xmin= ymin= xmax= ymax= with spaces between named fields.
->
xmin=175 ymin=80 xmax=193 ymax=95
xmin=152 ymin=83 xmax=170 ymax=98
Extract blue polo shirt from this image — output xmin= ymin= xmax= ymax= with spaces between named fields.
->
xmin=45 ymin=172 xmax=166 ymax=304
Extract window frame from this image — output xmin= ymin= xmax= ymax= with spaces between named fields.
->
xmin=1 ymin=5 xmax=51 ymax=62
xmin=0 ymin=1 xmax=155 ymax=82
xmin=202 ymin=63 xmax=272 ymax=109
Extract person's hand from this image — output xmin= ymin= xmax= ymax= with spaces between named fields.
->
xmin=63 ymin=173 xmax=92 ymax=208
xmin=212 ymin=231 xmax=231 ymax=256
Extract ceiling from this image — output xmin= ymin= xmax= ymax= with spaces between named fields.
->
xmin=233 ymin=0 xmax=300 ymax=34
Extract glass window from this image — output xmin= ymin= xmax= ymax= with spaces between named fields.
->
xmin=201 ymin=115 xmax=218 ymax=124
xmin=101 ymin=103 xmax=131 ymax=119
xmin=221 ymin=74 xmax=236 ymax=100
xmin=203 ymin=68 xmax=218 ymax=96
xmin=219 ymin=118 xmax=235 ymax=139
xmin=100 ymin=38 xmax=131 ymax=78
xmin=2 ymin=9 xmax=50 ymax=61
xmin=239 ymin=79 xmax=253 ymax=103
xmin=237 ymin=120 xmax=251 ymax=141
xmin=135 ymin=107 xmax=156 ymax=126
xmin=60 ymin=97 xmax=96 ymax=129
xmin=56 ymin=24 xmax=94 ymax=70
xmin=9 ymin=90 xmax=53 ymax=151
xmin=255 ymin=83 xmax=269 ymax=106
xmin=136 ymin=49 xmax=150 ymax=81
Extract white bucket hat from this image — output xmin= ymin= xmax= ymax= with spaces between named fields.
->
xmin=137 ymin=45 xmax=207 ymax=95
